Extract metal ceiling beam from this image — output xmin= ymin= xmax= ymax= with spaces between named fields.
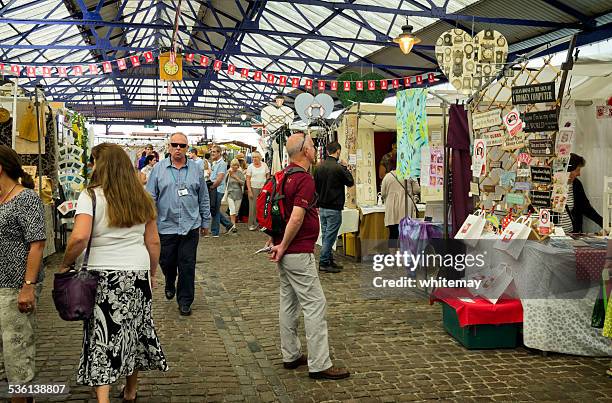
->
xmin=264 ymin=0 xmax=582 ymax=29
xmin=540 ymin=0 xmax=596 ymax=28
xmin=0 ymin=17 xmax=440 ymax=49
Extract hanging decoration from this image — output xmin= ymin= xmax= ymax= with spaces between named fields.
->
xmin=435 ymin=28 xmax=508 ymax=94
xmin=0 ymin=51 xmax=439 ymax=92
xmin=396 ymin=88 xmax=429 ymax=180
xmin=294 ymin=93 xmax=335 ymax=123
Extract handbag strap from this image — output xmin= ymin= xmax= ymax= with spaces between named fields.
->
xmin=391 ymin=172 xmax=419 ymax=214
xmin=81 ymin=189 xmax=97 ymax=271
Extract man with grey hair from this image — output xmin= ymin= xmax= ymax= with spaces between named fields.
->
xmin=267 ymin=133 xmax=350 ymax=380
xmin=147 ymin=132 xmax=211 ymax=316
xmin=209 ymin=144 xmax=234 ymax=237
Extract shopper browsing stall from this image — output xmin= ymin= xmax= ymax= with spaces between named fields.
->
xmin=0 ymin=145 xmax=45 ymax=397
xmin=268 ymin=133 xmax=350 ymax=380
xmin=381 ymin=170 xmax=420 ymax=250
xmin=314 ymin=141 xmax=354 ymax=272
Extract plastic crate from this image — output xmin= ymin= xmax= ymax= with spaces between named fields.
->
xmin=342 ymin=233 xmax=360 ymax=258
xmin=441 ymin=301 xmax=520 ymax=349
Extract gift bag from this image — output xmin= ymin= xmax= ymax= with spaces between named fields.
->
xmin=468 ymin=263 xmax=514 ymax=304
xmin=493 ymin=216 xmax=532 ymax=259
xmin=454 ymin=210 xmax=486 ymax=247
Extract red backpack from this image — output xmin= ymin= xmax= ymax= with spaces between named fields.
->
xmin=257 ymin=166 xmax=305 ymax=236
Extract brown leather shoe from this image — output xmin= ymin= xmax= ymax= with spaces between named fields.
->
xmin=309 ymin=366 xmax=350 ymax=380
xmin=283 ymin=354 xmax=308 ymax=369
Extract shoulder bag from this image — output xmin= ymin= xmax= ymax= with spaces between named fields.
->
xmin=52 ymin=190 xmax=99 ymax=321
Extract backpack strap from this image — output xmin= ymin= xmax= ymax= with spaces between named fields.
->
xmin=279 ymin=166 xmax=307 ymax=221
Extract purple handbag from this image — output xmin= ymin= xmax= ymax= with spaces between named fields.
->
xmin=52 ymin=191 xmax=99 ymax=321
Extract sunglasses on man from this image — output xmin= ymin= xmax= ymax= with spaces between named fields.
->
xmin=170 ymin=143 xmax=188 ymax=149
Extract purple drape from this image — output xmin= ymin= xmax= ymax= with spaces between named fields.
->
xmin=447 ymin=105 xmax=473 ymax=237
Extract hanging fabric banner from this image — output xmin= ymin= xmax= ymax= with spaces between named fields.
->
xmin=396 ymin=88 xmax=429 ymax=179
xmin=117 ymin=58 xmax=127 ymax=70
xmin=102 ymin=61 xmax=112 ymax=73
xmin=213 ymin=60 xmax=222 ymax=71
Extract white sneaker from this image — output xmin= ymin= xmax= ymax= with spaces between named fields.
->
xmin=226 ymin=224 xmax=237 ymax=234
xmin=212 ymin=235 xmax=219 ymax=238
xmin=249 ymin=226 xmax=257 ymax=231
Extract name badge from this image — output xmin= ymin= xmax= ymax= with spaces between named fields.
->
xmin=178 ymin=188 xmax=189 ymax=197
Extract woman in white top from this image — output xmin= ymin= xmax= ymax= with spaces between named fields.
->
xmin=60 ymin=143 xmax=167 ymax=403
xmin=139 ymin=154 xmax=157 ymax=185
xmin=245 ymin=151 xmax=269 ymax=231
xmin=381 ymin=170 xmax=420 ymax=250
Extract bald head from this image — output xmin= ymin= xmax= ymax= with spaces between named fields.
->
xmin=286 ymin=133 xmax=307 ymax=158
xmin=170 ymin=132 xmax=188 ymax=143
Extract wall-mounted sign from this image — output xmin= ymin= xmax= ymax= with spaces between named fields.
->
xmin=483 ymin=184 xmax=496 ymax=193
xmin=489 ymin=160 xmax=502 ymax=169
xmin=473 ymin=138 xmax=487 ymax=177
xmin=529 ymin=139 xmax=555 ymax=157
xmin=522 ymin=110 xmax=559 ymax=132
xmin=502 ymin=131 xmax=525 ymax=151
xmin=500 ymin=171 xmax=516 ymax=187
xmin=530 ymin=190 xmax=552 ymax=208
xmin=506 ymin=192 xmax=525 ymax=205
xmin=517 ymin=152 xmax=532 ymax=165
xmin=517 ymin=168 xmax=531 ymax=178
xmin=473 ymin=109 xmax=503 ymax=130
xmin=530 ymin=166 xmax=552 ymax=183
xmin=503 ymin=109 xmax=524 ymax=136
xmin=512 ymin=82 xmax=556 ymax=104
xmin=513 ymin=181 xmax=531 ymax=191
xmin=482 ymin=130 xmax=504 ymax=146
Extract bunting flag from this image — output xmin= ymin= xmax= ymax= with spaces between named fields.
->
xmin=0 ymin=50 xmax=440 ymax=91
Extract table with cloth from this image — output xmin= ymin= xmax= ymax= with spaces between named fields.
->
xmin=464 ymin=238 xmax=612 ymax=356
xmin=357 ymin=205 xmax=387 ymax=258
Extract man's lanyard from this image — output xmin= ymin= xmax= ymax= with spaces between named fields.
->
xmin=169 ymin=163 xmax=188 ymax=186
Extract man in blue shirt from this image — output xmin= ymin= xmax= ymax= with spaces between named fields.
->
xmin=147 ymin=133 xmax=211 ymax=316
xmin=209 ymin=145 xmax=234 ymax=237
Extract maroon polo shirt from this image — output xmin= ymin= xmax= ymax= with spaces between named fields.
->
xmin=273 ymin=163 xmax=319 ymax=254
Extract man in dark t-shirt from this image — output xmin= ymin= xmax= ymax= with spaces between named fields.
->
xmin=268 ymin=133 xmax=350 ymax=380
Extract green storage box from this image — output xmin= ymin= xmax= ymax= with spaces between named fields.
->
xmin=441 ymin=302 xmax=520 ymax=349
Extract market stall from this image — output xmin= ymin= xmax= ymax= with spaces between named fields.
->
xmin=437 ymin=41 xmax=612 ymax=355
xmin=336 ymin=102 xmax=447 ymax=259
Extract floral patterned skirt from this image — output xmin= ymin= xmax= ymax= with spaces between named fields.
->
xmin=77 ymin=270 xmax=168 ymax=386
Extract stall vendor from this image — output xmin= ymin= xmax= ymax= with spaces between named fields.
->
xmin=378 ymin=141 xmax=397 ymax=180
xmin=558 ymin=153 xmax=603 ymax=233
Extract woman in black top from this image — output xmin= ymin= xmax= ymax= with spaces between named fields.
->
xmin=0 ymin=145 xmax=46 ymax=396
xmin=559 ymin=153 xmax=603 ymax=233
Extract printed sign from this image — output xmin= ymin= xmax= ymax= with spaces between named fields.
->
xmin=522 ymin=110 xmax=559 ymax=132
xmin=555 ymin=128 xmax=574 ymax=157
xmin=470 ymin=181 xmax=480 ymax=195
xmin=530 ymin=191 xmax=552 ymax=208
xmin=483 ymin=184 xmax=496 ymax=193
xmin=482 ymin=130 xmax=504 ymax=146
xmin=518 ymin=153 xmax=532 ymax=165
xmin=538 ymin=209 xmax=551 ymax=235
xmin=552 ymin=193 xmax=567 ymax=213
xmin=528 ymin=139 xmax=555 ymax=157
xmin=489 ymin=161 xmax=502 ymax=169
xmin=502 ymin=131 xmax=525 ymax=151
xmin=506 ymin=193 xmax=525 ymax=205
xmin=596 ymin=105 xmax=612 ymax=119
xmin=473 ymin=139 xmax=487 ymax=177
xmin=500 ymin=171 xmax=516 ymax=187
xmin=503 ymin=109 xmax=524 ymax=136
xmin=530 ymin=166 xmax=552 ymax=183
xmin=513 ymin=181 xmax=531 ymax=191
xmin=517 ymin=168 xmax=531 ymax=178
xmin=511 ymin=82 xmax=556 ymax=104
xmin=473 ymin=109 xmax=502 ymax=130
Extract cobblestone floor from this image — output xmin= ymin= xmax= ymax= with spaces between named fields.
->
xmin=30 ymin=224 xmax=612 ymax=402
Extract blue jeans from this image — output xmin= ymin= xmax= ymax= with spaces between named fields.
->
xmin=319 ymin=208 xmax=342 ymax=265
xmin=211 ymin=191 xmax=232 ymax=235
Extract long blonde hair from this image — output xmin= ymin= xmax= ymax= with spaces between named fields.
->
xmin=89 ymin=143 xmax=156 ymax=227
